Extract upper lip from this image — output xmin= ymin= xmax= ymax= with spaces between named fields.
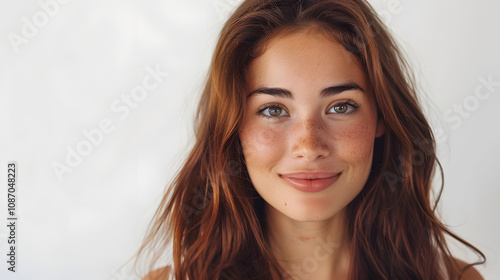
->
xmin=280 ymin=172 xmax=341 ymax=180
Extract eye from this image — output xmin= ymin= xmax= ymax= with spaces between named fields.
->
xmin=257 ymin=104 xmax=289 ymax=119
xmin=327 ymin=100 xmax=359 ymax=115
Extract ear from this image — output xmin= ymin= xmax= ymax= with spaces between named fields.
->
xmin=375 ymin=116 xmax=385 ymax=138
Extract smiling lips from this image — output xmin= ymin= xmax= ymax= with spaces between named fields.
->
xmin=280 ymin=172 xmax=341 ymax=193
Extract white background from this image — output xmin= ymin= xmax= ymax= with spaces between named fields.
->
xmin=0 ymin=0 xmax=498 ymax=279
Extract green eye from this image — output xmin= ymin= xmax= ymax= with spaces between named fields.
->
xmin=259 ymin=105 xmax=288 ymax=118
xmin=328 ymin=101 xmax=359 ymax=114
xmin=333 ymin=104 xmax=348 ymax=113
xmin=268 ymin=107 xmax=284 ymax=116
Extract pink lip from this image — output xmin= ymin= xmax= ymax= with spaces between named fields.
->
xmin=280 ymin=172 xmax=341 ymax=193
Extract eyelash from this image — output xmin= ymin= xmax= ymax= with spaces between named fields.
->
xmin=256 ymin=100 xmax=360 ymax=120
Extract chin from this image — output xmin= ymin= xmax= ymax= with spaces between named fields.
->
xmin=274 ymin=200 xmax=344 ymax=222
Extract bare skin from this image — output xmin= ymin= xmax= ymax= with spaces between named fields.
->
xmin=239 ymin=26 xmax=384 ymax=280
xmin=142 ymin=25 xmax=483 ymax=280
xmin=239 ymin=26 xmax=484 ymax=280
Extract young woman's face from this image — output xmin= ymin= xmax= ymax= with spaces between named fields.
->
xmin=239 ymin=28 xmax=385 ymax=222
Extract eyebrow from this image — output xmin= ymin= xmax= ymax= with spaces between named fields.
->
xmin=247 ymin=82 xmax=365 ymax=99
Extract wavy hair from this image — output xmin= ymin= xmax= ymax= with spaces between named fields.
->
xmin=135 ymin=0 xmax=485 ymax=279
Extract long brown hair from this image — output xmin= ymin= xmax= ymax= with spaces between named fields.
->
xmin=135 ymin=0 xmax=485 ymax=279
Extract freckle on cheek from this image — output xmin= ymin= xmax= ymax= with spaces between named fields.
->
xmin=340 ymin=123 xmax=374 ymax=159
xmin=258 ymin=128 xmax=277 ymax=144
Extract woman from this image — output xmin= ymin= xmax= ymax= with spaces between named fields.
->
xmin=137 ymin=0 xmax=485 ymax=279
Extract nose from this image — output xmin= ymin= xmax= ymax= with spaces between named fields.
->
xmin=290 ymin=117 xmax=330 ymax=161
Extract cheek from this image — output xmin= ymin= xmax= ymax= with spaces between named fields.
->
xmin=335 ymin=120 xmax=376 ymax=167
xmin=239 ymin=122 xmax=283 ymax=170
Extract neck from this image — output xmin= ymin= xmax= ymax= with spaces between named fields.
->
xmin=265 ymin=204 xmax=351 ymax=280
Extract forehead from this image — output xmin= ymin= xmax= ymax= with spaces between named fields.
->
xmin=246 ymin=28 xmax=367 ymax=93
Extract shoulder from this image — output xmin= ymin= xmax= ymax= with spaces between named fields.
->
xmin=452 ymin=258 xmax=484 ymax=280
xmin=142 ymin=266 xmax=172 ymax=280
